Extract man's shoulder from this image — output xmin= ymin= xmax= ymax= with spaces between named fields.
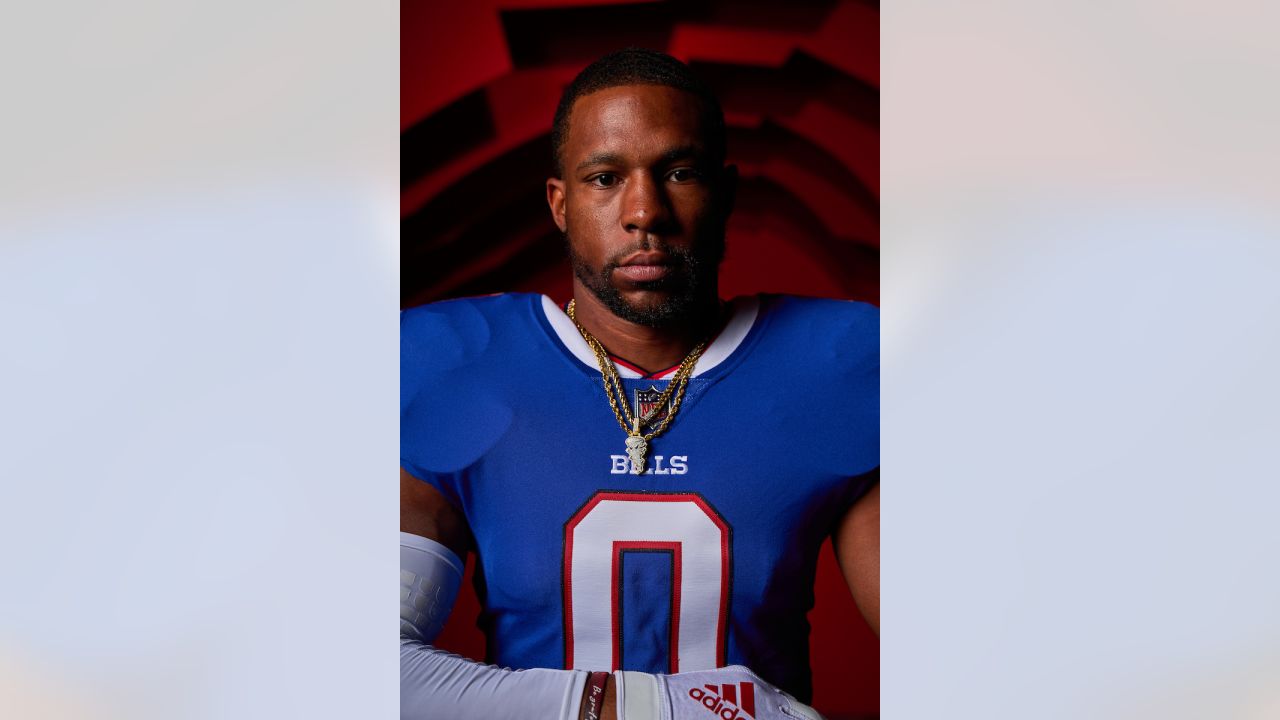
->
xmin=757 ymin=294 xmax=879 ymax=350
xmin=762 ymin=293 xmax=879 ymax=320
xmin=401 ymin=292 xmax=541 ymax=341
xmin=400 ymin=292 xmax=545 ymax=377
xmin=401 ymin=291 xmax=541 ymax=324
xmin=400 ymin=294 xmax=543 ymax=476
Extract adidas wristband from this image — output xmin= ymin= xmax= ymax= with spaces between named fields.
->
xmin=614 ymin=666 xmax=825 ymax=720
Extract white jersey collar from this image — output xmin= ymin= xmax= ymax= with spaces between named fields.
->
xmin=541 ymin=294 xmax=759 ymax=379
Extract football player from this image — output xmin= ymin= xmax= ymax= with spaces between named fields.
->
xmin=402 ymin=48 xmax=879 ymax=720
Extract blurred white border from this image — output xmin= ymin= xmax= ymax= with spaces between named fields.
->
xmin=884 ymin=2 xmax=1280 ymax=719
xmin=0 ymin=2 xmax=397 ymax=718
xmin=4 ymin=1 xmax=1280 ymax=718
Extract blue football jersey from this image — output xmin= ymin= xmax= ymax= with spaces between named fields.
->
xmin=401 ymin=293 xmax=878 ymax=701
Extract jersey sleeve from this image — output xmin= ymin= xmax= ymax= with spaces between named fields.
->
xmin=785 ymin=296 xmax=879 ymax=512
xmin=400 ymin=300 xmax=513 ymax=510
xmin=835 ymin=301 xmax=879 ymax=503
xmin=829 ymin=297 xmax=880 ymax=481
xmin=841 ymin=466 xmax=879 ymax=510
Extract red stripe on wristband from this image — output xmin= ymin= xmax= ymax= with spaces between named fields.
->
xmin=583 ymin=671 xmax=609 ymax=720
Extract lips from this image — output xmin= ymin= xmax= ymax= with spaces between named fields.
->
xmin=613 ymin=252 xmax=673 ymax=283
xmin=614 ymin=264 xmax=671 ymax=282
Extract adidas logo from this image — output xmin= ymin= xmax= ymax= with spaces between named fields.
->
xmin=687 ymin=682 xmax=756 ymax=719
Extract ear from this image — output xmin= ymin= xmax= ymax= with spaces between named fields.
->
xmin=718 ymin=164 xmax=738 ymax=218
xmin=546 ymin=177 xmax=567 ymax=233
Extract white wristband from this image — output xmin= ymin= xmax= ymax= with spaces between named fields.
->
xmin=615 ymin=670 xmax=662 ymax=720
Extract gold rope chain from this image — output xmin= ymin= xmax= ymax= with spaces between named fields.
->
xmin=566 ymin=299 xmax=708 ymax=441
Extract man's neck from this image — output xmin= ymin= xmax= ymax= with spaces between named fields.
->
xmin=570 ymin=286 xmax=721 ymax=376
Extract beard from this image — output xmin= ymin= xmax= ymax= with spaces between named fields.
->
xmin=567 ymin=232 xmax=724 ymax=328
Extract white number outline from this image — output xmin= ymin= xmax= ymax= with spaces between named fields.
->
xmin=562 ymin=491 xmax=731 ymax=672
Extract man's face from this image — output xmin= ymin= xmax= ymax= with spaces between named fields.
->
xmin=547 ymin=84 xmax=734 ymax=327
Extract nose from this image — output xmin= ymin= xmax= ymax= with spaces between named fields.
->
xmin=620 ymin=173 xmax=669 ymax=235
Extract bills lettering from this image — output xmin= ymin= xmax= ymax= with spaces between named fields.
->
xmin=609 ymin=455 xmax=689 ymax=475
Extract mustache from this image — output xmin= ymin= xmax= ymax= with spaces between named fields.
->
xmin=602 ymin=245 xmax=693 ymax=272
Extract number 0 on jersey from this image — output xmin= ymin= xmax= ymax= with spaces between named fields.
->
xmin=563 ymin=492 xmax=732 ymax=672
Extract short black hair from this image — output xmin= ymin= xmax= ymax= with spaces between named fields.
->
xmin=551 ymin=47 xmax=727 ymax=177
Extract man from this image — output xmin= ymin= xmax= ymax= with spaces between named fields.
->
xmin=401 ymin=48 xmax=879 ymax=720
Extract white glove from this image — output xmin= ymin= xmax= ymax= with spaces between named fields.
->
xmin=615 ymin=665 xmax=825 ymax=720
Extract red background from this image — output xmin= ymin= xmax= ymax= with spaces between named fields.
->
xmin=403 ymin=2 xmax=878 ymax=717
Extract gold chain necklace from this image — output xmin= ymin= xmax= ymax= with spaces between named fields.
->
xmin=567 ymin=299 xmax=709 ymax=474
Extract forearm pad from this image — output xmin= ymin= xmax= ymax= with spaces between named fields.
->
xmin=400 ymin=532 xmax=463 ymax=642
xmin=400 ymin=532 xmax=588 ymax=720
xmin=400 ymin=638 xmax=587 ymax=720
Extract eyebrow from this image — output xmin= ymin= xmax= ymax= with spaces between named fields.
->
xmin=574 ymin=144 xmax=707 ymax=173
xmin=575 ymin=152 xmax=625 ymax=172
xmin=658 ymin=144 xmax=703 ymax=164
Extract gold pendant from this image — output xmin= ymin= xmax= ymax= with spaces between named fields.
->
xmin=624 ymin=414 xmax=647 ymax=474
xmin=624 ymin=434 xmax=648 ymax=474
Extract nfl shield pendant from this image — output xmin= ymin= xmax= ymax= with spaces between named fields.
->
xmin=634 ymin=385 xmax=671 ymax=426
xmin=624 ymin=434 xmax=648 ymax=474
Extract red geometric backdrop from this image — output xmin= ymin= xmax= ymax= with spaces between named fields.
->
xmin=403 ymin=2 xmax=878 ymax=717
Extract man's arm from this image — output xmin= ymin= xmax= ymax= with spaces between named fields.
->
xmin=834 ymin=479 xmax=880 ymax=635
xmin=401 ymin=468 xmax=603 ymax=719
xmin=400 ymin=468 xmax=824 ymax=719
xmin=401 ymin=467 xmax=471 ymax=558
